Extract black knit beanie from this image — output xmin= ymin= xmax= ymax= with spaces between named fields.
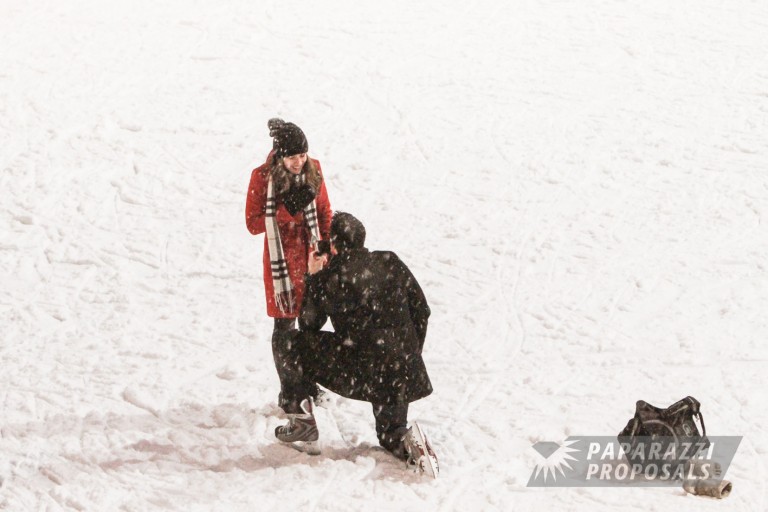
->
xmin=268 ymin=118 xmax=308 ymax=157
xmin=331 ymin=212 xmax=366 ymax=251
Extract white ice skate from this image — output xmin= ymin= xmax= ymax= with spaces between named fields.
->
xmin=403 ymin=422 xmax=439 ymax=478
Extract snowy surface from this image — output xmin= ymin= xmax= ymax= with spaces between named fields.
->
xmin=2 ymin=0 xmax=768 ymax=510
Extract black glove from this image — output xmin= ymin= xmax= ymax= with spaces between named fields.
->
xmin=315 ymin=240 xmax=331 ymax=256
xmin=283 ymin=184 xmax=317 ymax=216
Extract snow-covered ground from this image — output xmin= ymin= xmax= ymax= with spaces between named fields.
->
xmin=2 ymin=0 xmax=767 ymax=510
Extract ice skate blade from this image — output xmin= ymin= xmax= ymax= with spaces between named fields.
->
xmin=411 ymin=422 xmax=439 ymax=479
xmin=290 ymin=440 xmax=321 ymax=456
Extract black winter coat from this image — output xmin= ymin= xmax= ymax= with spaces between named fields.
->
xmin=299 ymin=248 xmax=432 ymax=405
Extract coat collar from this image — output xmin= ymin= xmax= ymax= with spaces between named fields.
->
xmin=329 ymin=247 xmax=369 ymax=268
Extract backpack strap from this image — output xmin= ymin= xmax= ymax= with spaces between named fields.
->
xmin=695 ymin=410 xmax=706 ymax=437
xmin=664 ymin=396 xmax=706 ymax=437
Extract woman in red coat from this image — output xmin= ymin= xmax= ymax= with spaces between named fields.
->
xmin=245 ymin=119 xmax=332 ymax=401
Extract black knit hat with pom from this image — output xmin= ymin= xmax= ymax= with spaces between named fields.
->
xmin=268 ymin=118 xmax=308 ymax=157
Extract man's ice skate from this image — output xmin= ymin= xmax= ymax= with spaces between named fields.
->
xmin=275 ymin=398 xmax=320 ymax=455
xmin=313 ymin=387 xmax=333 ymax=409
xmin=402 ymin=422 xmax=439 ymax=478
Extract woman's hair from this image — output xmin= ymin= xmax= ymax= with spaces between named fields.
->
xmin=269 ymin=155 xmax=322 ymax=195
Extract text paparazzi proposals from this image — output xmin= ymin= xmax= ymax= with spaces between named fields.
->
xmin=528 ymin=436 xmax=741 ymax=487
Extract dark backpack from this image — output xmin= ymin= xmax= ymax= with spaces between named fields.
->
xmin=618 ymin=396 xmax=709 ymax=468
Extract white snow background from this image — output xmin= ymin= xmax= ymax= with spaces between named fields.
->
xmin=2 ymin=0 xmax=767 ymax=510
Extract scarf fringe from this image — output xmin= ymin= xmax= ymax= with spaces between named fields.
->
xmin=274 ymin=290 xmax=296 ymax=315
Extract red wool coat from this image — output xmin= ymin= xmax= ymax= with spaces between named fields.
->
xmin=245 ymin=152 xmax=332 ymax=318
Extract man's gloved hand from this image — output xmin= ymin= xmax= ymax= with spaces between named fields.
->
xmin=283 ymin=184 xmax=317 ymax=216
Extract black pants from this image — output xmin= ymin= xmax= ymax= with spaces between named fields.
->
xmin=274 ymin=327 xmax=410 ymax=457
xmin=373 ymin=403 xmax=409 ymax=460
xmin=271 ymin=318 xmax=317 ymax=413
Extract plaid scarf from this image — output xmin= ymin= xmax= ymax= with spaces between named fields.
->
xmin=265 ymin=173 xmax=321 ymax=315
